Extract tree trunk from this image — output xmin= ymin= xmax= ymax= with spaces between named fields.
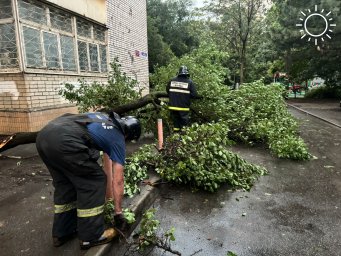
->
xmin=0 ymin=91 xmax=169 ymax=153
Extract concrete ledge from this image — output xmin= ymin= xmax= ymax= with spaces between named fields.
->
xmin=287 ymin=103 xmax=341 ymax=129
xmin=84 ymin=173 xmax=161 ymax=256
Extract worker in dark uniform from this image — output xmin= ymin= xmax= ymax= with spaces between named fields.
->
xmin=166 ymin=65 xmax=200 ymax=132
xmin=36 ymin=112 xmax=141 ymax=250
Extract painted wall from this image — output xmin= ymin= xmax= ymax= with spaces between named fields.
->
xmin=47 ymin=0 xmax=107 ymax=24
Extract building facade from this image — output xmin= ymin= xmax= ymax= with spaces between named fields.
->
xmin=0 ymin=0 xmax=149 ymax=134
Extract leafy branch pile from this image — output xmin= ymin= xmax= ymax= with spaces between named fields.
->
xmin=207 ymin=81 xmax=311 ymax=160
xmin=125 ymin=122 xmax=267 ymax=193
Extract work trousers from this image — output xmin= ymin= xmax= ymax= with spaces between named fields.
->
xmin=170 ymin=111 xmax=190 ymax=131
xmin=36 ymin=114 xmax=106 ymax=242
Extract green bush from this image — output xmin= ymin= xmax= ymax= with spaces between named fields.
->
xmin=305 ymin=86 xmax=341 ymax=99
xmin=59 ymin=59 xmax=141 ymax=113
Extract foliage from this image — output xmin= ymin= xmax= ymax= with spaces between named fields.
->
xmin=150 ymin=41 xmax=228 ymax=92
xmin=103 ymin=199 xmax=136 ymax=225
xmin=147 ymin=16 xmax=175 ymax=73
xmin=269 ymin=0 xmax=341 ymax=87
xmin=227 ymin=252 xmax=238 ymax=256
xmin=59 ymin=59 xmax=141 ymax=113
xmin=305 ymin=86 xmax=341 ymax=99
xmin=136 ymin=208 xmax=179 ymax=255
xmin=147 ymin=0 xmax=199 ymax=58
xmin=124 ymin=145 xmax=154 ymax=197
xmin=126 ymin=122 xmax=267 ymax=193
xmin=155 ymin=123 xmax=267 ymax=192
xmin=191 ymin=80 xmax=311 ymax=160
xmin=204 ymin=0 xmax=267 ymax=84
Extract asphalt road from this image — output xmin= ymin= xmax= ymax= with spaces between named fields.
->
xmin=0 ymin=101 xmax=340 ymax=256
xmin=129 ymin=107 xmax=341 ymax=256
xmin=0 ymin=138 xmax=153 ymax=256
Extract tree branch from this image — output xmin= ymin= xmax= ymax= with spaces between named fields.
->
xmin=0 ymin=92 xmax=169 ymax=153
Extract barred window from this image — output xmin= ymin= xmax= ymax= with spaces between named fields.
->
xmin=18 ymin=0 xmax=46 ymax=25
xmin=43 ymin=32 xmax=60 ymax=69
xmin=94 ymin=25 xmax=106 ymax=42
xmin=0 ymin=0 xmax=13 ymax=19
xmin=78 ymin=41 xmax=88 ymax=71
xmin=13 ymin=0 xmax=108 ymax=73
xmin=23 ymin=26 xmax=43 ymax=67
xmin=89 ymin=44 xmax=99 ymax=72
xmin=77 ymin=18 xmax=92 ymax=38
xmin=0 ymin=23 xmax=18 ymax=68
xmin=60 ymin=35 xmax=76 ymax=71
xmin=100 ymin=45 xmax=107 ymax=72
xmin=50 ymin=8 xmax=72 ymax=33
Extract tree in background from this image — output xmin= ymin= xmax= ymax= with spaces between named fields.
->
xmin=205 ymin=0 xmax=266 ymax=84
xmin=147 ymin=0 xmax=200 ymax=72
xmin=268 ymin=0 xmax=341 ymax=88
xmin=147 ymin=16 xmax=175 ymax=73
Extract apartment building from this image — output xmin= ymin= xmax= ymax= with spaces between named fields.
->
xmin=0 ymin=0 xmax=149 ymax=134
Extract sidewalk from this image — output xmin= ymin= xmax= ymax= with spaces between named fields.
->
xmin=286 ymin=98 xmax=341 ymax=128
xmin=0 ymin=136 xmax=159 ymax=256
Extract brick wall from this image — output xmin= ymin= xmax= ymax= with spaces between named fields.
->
xmin=0 ymin=0 xmax=150 ymax=134
xmin=107 ymin=0 xmax=149 ymax=95
xmin=0 ymin=73 xmax=107 ymax=134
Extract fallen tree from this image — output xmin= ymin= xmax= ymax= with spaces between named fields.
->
xmin=0 ymin=91 xmax=168 ymax=153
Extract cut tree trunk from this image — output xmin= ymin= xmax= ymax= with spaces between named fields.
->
xmin=0 ymin=91 xmax=169 ymax=153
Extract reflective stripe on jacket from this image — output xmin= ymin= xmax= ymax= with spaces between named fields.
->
xmin=166 ymin=76 xmax=198 ymax=111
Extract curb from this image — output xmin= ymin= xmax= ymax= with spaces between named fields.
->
xmin=287 ymin=103 xmax=341 ymax=129
xmin=84 ymin=173 xmax=161 ymax=256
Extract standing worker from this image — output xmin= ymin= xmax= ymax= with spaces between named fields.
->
xmin=166 ymin=65 xmax=200 ymax=132
xmin=36 ymin=112 xmax=141 ymax=249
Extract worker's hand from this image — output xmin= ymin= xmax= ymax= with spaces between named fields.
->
xmin=114 ymin=213 xmax=129 ymax=232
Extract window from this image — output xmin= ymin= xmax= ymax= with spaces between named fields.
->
xmin=0 ymin=23 xmax=18 ymax=68
xmin=94 ymin=25 xmax=106 ymax=42
xmin=0 ymin=0 xmax=13 ymax=19
xmin=18 ymin=0 xmax=46 ymax=25
xmin=16 ymin=0 xmax=108 ymax=73
xmin=23 ymin=26 xmax=43 ymax=67
xmin=60 ymin=35 xmax=76 ymax=71
xmin=89 ymin=44 xmax=99 ymax=72
xmin=50 ymin=8 xmax=72 ymax=33
xmin=0 ymin=1 xmax=18 ymax=69
xmin=78 ymin=41 xmax=88 ymax=71
xmin=77 ymin=18 xmax=92 ymax=38
xmin=100 ymin=45 xmax=107 ymax=72
xmin=43 ymin=32 xmax=60 ymax=69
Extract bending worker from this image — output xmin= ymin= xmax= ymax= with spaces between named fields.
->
xmin=166 ymin=65 xmax=200 ymax=132
xmin=36 ymin=112 xmax=141 ymax=250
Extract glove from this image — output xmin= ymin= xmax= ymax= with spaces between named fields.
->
xmin=114 ymin=213 xmax=129 ymax=232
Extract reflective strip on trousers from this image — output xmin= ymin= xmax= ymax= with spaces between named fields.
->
xmin=169 ymin=89 xmax=190 ymax=94
xmin=54 ymin=202 xmax=77 ymax=214
xmin=77 ymin=205 xmax=104 ymax=218
xmin=168 ymin=106 xmax=190 ymax=111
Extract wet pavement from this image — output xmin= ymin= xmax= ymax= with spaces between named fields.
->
xmin=0 ymin=101 xmax=340 ymax=256
xmin=131 ymin=107 xmax=341 ymax=256
xmin=0 ymin=137 xmax=154 ymax=256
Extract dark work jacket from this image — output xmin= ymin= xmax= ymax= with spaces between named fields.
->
xmin=166 ymin=76 xmax=199 ymax=111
